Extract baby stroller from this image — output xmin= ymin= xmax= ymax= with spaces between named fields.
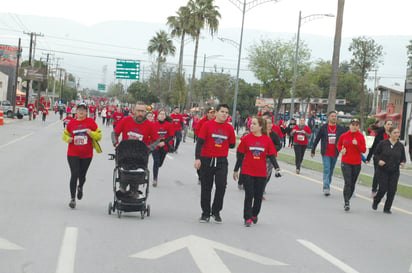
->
xmin=108 ymin=139 xmax=151 ymax=219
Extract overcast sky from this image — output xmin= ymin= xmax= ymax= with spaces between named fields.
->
xmin=3 ymin=0 xmax=412 ymax=37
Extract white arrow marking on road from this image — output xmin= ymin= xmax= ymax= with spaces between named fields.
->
xmin=130 ymin=235 xmax=287 ymax=273
xmin=409 ymin=262 xmax=412 ymax=272
xmin=0 ymin=237 xmax=23 ymax=250
xmin=55 ymin=227 xmax=78 ymax=273
xmin=0 ymin=133 xmax=34 ymax=150
xmin=297 ymin=239 xmax=360 ymax=273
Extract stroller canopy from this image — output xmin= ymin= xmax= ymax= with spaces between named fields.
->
xmin=116 ymin=140 xmax=149 ymax=170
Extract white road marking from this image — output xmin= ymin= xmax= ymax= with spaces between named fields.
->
xmin=409 ymin=262 xmax=412 ymax=272
xmin=130 ymin=235 xmax=287 ymax=273
xmin=56 ymin=227 xmax=78 ymax=273
xmin=297 ymin=239 xmax=360 ymax=273
xmin=0 ymin=133 xmax=34 ymax=150
xmin=0 ymin=237 xmax=23 ymax=250
xmin=167 ymin=154 xmax=174 ymax=160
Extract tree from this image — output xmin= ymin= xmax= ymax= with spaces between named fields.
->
xmin=127 ymin=81 xmax=159 ymax=105
xmin=349 ymin=36 xmax=384 ymax=130
xmin=294 ymin=71 xmax=322 ymax=118
xmin=186 ymin=0 xmax=221 ymax=108
xmin=407 ymin=40 xmax=412 ymax=69
xmin=167 ymin=6 xmax=193 ymax=75
xmin=248 ymin=38 xmax=310 ymax=120
xmin=106 ymin=82 xmax=124 ymax=98
xmin=147 ymin=30 xmax=176 ymax=91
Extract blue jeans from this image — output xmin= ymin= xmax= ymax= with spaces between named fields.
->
xmin=322 ymin=155 xmax=338 ymax=190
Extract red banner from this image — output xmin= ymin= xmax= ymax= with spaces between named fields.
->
xmin=0 ymin=44 xmax=19 ymax=66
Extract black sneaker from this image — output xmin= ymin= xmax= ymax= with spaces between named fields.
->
xmin=344 ymin=203 xmax=350 ymax=212
xmin=199 ymin=214 xmax=210 ymax=223
xmin=77 ymin=186 xmax=83 ymax=200
xmin=372 ymin=201 xmax=378 ymax=210
xmin=69 ymin=199 xmax=76 ymax=209
xmin=252 ymin=216 xmax=258 ymax=224
xmin=383 ymin=210 xmax=392 ymax=214
xmin=211 ymin=213 xmax=222 ymax=223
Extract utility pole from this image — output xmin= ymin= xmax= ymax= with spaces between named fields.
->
xmin=23 ymin=32 xmax=43 ymax=107
xmin=52 ymin=57 xmax=63 ymax=99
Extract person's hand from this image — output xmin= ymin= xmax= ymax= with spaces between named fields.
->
xmin=311 ymin=153 xmax=315 ymax=158
xmin=233 ymin=171 xmax=239 ymax=181
xmin=68 ymin=137 xmax=73 ymax=143
xmin=378 ymin=160 xmax=386 ymax=166
xmin=275 ymin=169 xmax=282 ymax=178
xmin=341 ymin=147 xmax=347 ymax=155
xmin=113 ymin=141 xmax=118 ymax=147
xmin=352 ymin=139 xmax=358 ymax=145
xmin=365 ymin=161 xmax=369 ymax=164
xmin=158 ymin=142 xmax=165 ymax=147
xmin=194 ymin=159 xmax=201 ymax=170
xmin=400 ymin=162 xmax=405 ymax=168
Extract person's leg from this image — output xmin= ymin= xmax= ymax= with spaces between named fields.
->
xmin=67 ymin=156 xmax=80 ymax=200
xmin=341 ymin=162 xmax=352 ymax=205
xmin=350 ymin=164 xmax=362 ymax=198
xmin=77 ymin=157 xmax=92 ymax=199
xmin=183 ymin=126 xmax=188 ymax=142
xmin=329 ymin=156 xmax=338 ymax=185
xmin=383 ymin=171 xmax=400 ymax=212
xmin=211 ymin=159 xmax=228 ymax=216
xmin=174 ymin=130 xmax=182 ymax=151
xmin=371 ymin=156 xmax=379 ymax=194
xmin=252 ymin=177 xmax=267 ymax=218
xmin=152 ymin=150 xmax=160 ymax=181
xmin=299 ymin=145 xmax=307 ymax=167
xmin=243 ymin=175 xmax=254 ymax=221
xmin=373 ymin=169 xmax=389 ymax=208
xmin=294 ymin=145 xmax=301 ymax=171
xmin=200 ymin=158 xmax=214 ymax=218
xmin=158 ymin=148 xmax=168 ymax=167
xmin=322 ymin=155 xmax=331 ymax=190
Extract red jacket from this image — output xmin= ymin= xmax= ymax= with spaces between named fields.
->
xmin=337 ymin=130 xmax=367 ymax=165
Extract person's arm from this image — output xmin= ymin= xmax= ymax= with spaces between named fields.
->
xmin=195 ymin=138 xmax=205 ymax=159
xmin=233 ymin=151 xmax=245 ymax=172
xmin=268 ymin=154 xmax=280 ymax=170
xmin=271 ymin=132 xmax=282 ymax=151
xmin=62 ymin=129 xmax=72 ymax=143
xmin=311 ymin=125 xmax=323 ymax=155
xmin=88 ymin=128 xmax=102 ymax=141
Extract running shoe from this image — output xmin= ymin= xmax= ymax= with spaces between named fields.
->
xmin=344 ymin=202 xmax=350 ymax=212
xmin=383 ymin=210 xmax=392 ymax=214
xmin=69 ymin=199 xmax=76 ymax=209
xmin=244 ymin=219 xmax=252 ymax=227
xmin=77 ymin=186 xmax=83 ymax=200
xmin=211 ymin=213 xmax=222 ymax=223
xmin=153 ymin=179 xmax=158 ymax=187
xmin=199 ymin=214 xmax=210 ymax=223
xmin=252 ymin=216 xmax=258 ymax=224
xmin=296 ymin=169 xmax=300 ymax=174
xmin=323 ymin=189 xmax=330 ymax=196
xmin=372 ymin=201 xmax=378 ymax=210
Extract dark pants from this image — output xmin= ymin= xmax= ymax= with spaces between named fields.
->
xmin=373 ymin=168 xmax=399 ymax=211
xmin=341 ymin=162 xmax=361 ymax=204
xmin=243 ymin=175 xmax=266 ymax=220
xmin=371 ymin=156 xmax=379 ymax=192
xmin=152 ymin=148 xmax=167 ymax=180
xmin=199 ymin=157 xmax=228 ymax=216
xmin=67 ymin=156 xmax=92 ymax=199
xmin=174 ymin=130 xmax=182 ymax=151
xmin=293 ymin=144 xmax=306 ymax=170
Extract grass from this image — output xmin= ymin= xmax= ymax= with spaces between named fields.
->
xmin=277 ymin=152 xmax=412 ymax=200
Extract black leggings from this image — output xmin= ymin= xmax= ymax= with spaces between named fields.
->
xmin=152 ymin=148 xmax=167 ymax=180
xmin=67 ymin=156 xmax=92 ymax=199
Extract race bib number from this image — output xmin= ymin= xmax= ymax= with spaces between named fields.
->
xmin=328 ymin=136 xmax=336 ymax=144
xmin=127 ymin=131 xmax=144 ymax=141
xmin=297 ymin=134 xmax=305 ymax=141
xmin=74 ymin=135 xmax=88 ymax=145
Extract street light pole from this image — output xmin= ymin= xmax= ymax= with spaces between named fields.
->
xmin=230 ymin=0 xmax=281 ymax=127
xmin=291 ymin=11 xmax=334 ymax=118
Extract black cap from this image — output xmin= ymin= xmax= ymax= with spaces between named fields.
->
xmin=77 ymin=102 xmax=88 ymax=110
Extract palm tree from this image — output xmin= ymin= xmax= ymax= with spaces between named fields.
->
xmin=167 ymin=6 xmax=193 ymax=75
xmin=186 ymin=0 xmax=221 ymax=109
xmin=147 ymin=30 xmax=176 ymax=83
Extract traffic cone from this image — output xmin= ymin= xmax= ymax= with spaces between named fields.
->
xmin=0 ymin=107 xmax=4 ymax=126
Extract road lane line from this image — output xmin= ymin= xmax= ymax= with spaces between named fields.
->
xmin=0 ymin=132 xmax=34 ymax=150
xmin=284 ymin=169 xmax=412 ymax=216
xmin=297 ymin=239 xmax=360 ymax=273
xmin=409 ymin=262 xmax=412 ymax=272
xmin=167 ymin=154 xmax=174 ymax=160
xmin=56 ymin=227 xmax=78 ymax=273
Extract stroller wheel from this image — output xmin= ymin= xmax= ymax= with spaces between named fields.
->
xmin=146 ymin=205 xmax=151 ymax=217
xmin=140 ymin=210 xmax=145 ymax=219
xmin=117 ymin=209 xmax=122 ymax=218
xmin=108 ymin=202 xmax=113 ymax=215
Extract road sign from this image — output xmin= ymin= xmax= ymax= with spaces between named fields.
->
xmin=116 ymin=59 xmax=140 ymax=80
xmin=97 ymin=83 xmax=106 ymax=91
xmin=130 ymin=235 xmax=287 ymax=273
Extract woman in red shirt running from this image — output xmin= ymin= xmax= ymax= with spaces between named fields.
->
xmin=62 ymin=102 xmax=102 ymax=209
xmin=233 ymin=116 xmax=280 ymax=227
xmin=337 ymin=118 xmax=366 ymax=211
xmin=290 ymin=117 xmax=311 ymax=174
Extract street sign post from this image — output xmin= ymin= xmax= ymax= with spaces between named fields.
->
xmin=97 ymin=83 xmax=106 ymax=91
xmin=116 ymin=59 xmax=140 ymax=80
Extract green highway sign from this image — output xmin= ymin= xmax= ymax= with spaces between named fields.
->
xmin=116 ymin=59 xmax=140 ymax=80
xmin=97 ymin=83 xmax=106 ymax=91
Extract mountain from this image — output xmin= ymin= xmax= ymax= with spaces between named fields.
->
xmin=0 ymin=14 xmax=410 ymax=90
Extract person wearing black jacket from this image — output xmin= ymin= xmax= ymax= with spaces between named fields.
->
xmin=372 ymin=127 xmax=406 ymax=213
xmin=311 ymin=111 xmax=346 ymax=196
xmin=365 ymin=120 xmax=393 ymax=196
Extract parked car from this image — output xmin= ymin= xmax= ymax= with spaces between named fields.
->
xmin=16 ymin=107 xmax=29 ymax=115
xmin=0 ymin=100 xmax=14 ymax=118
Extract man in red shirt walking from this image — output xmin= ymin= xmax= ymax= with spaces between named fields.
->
xmin=194 ymin=104 xmax=236 ymax=223
xmin=170 ymin=107 xmax=184 ymax=153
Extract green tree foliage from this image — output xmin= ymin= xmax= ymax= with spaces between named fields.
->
xmin=248 ymin=38 xmax=310 ymax=120
xmin=106 ymin=82 xmax=124 ymax=98
xmin=349 ymin=36 xmax=384 ymax=129
xmin=127 ymin=81 xmax=159 ymax=105
xmin=294 ymin=71 xmax=322 ymax=117
xmin=407 ymin=40 xmax=412 ymax=69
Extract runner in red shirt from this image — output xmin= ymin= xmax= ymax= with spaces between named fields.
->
xmin=42 ymin=108 xmax=49 ymax=122
xmin=170 ymin=107 xmax=184 ymax=153
xmin=182 ymin=109 xmax=191 ymax=143
xmin=194 ymin=104 xmax=236 ymax=223
xmin=233 ymin=116 xmax=279 ymax=227
xmin=112 ymin=108 xmax=124 ymax=129
xmin=28 ymin=102 xmax=34 ymax=120
xmin=89 ymin=104 xmax=97 ymax=120
xmin=194 ymin=107 xmax=216 ymax=143
xmin=290 ymin=117 xmax=311 ymax=174
xmin=62 ymin=102 xmax=102 ymax=209
xmin=152 ymin=110 xmax=175 ymax=187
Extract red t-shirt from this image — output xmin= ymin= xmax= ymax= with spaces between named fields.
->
xmin=337 ymin=130 xmax=367 ymax=165
xmin=272 ymin=124 xmax=284 ymax=139
xmin=182 ymin=114 xmax=190 ymax=126
xmin=170 ymin=113 xmax=183 ymax=131
xmin=43 ymin=108 xmax=49 ymax=115
xmin=292 ymin=125 xmax=311 ymax=145
xmin=28 ymin=104 xmax=34 ymax=112
xmin=195 ymin=116 xmax=208 ymax=136
xmin=66 ymin=118 xmax=98 ymax=158
xmin=153 ymin=120 xmax=175 ymax=151
xmin=237 ymin=133 xmax=276 ymax=177
xmin=112 ymin=112 xmax=124 ymax=126
xmin=199 ymin=120 xmax=236 ymax=157
xmin=114 ymin=116 xmax=158 ymax=145
xmin=325 ymin=124 xmax=338 ymax=157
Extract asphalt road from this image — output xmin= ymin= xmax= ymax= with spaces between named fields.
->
xmin=1 ymin=114 xmax=412 ymax=273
